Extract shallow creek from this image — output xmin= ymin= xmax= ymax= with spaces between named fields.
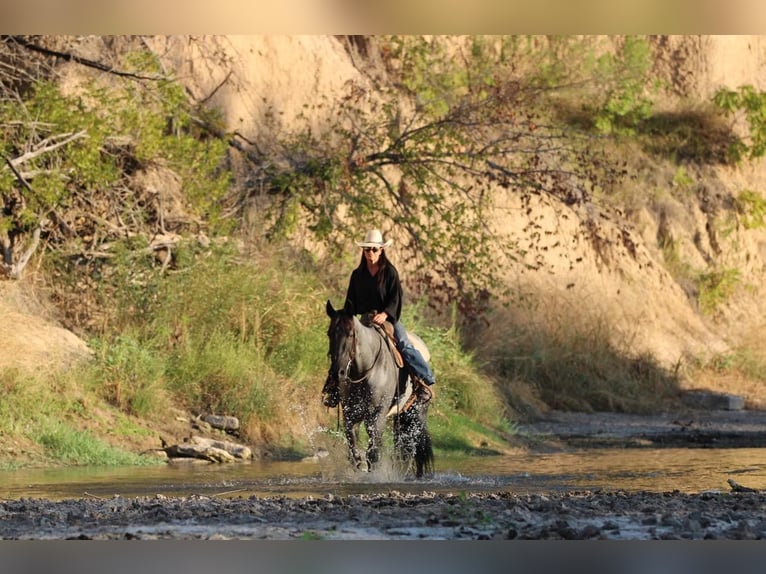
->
xmin=1 ymin=446 xmax=764 ymax=501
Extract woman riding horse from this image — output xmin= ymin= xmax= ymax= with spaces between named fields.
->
xmin=322 ymin=229 xmax=436 ymax=408
xmin=326 ymin=299 xmax=434 ymax=476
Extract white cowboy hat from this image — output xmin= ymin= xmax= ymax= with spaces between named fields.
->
xmin=356 ymin=229 xmax=392 ymax=249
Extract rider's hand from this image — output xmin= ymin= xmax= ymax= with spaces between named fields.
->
xmin=372 ymin=312 xmax=387 ymax=325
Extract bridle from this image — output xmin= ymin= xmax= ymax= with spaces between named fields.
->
xmin=329 ymin=314 xmax=385 ymax=384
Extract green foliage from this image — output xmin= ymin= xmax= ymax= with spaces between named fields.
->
xmin=707 ymin=347 xmax=766 ymax=383
xmin=94 ymin=241 xmax=330 ymax=424
xmin=672 ymin=166 xmax=695 ymax=189
xmin=388 ymin=37 xmax=457 ymax=116
xmin=0 ymin=368 xmax=154 ymax=467
xmin=33 ymin=422 xmax=149 ymax=466
xmin=696 ymin=267 xmax=741 ymax=315
xmin=713 ymin=85 xmax=766 ymax=162
xmin=265 ymin=35 xmax=628 ymax=316
xmin=517 ymin=36 xmax=658 ymax=135
xmin=165 ymin=330 xmax=275 ymax=419
xmin=0 ymin=81 xmax=120 ymax=225
xmin=0 ymin=49 xmax=231 ymax=263
xmin=88 ymin=333 xmax=167 ymax=417
xmin=300 ymin=531 xmax=324 ymax=541
xmin=589 ymin=36 xmax=657 ymax=135
xmin=734 ymin=189 xmax=766 ymax=229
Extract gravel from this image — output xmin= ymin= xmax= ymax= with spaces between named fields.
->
xmin=1 ymin=487 xmax=766 ymax=540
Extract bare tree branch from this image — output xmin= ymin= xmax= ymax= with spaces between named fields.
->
xmin=6 ymin=130 xmax=87 ymax=167
xmin=4 ymin=36 xmax=165 ymax=81
xmin=5 ymin=225 xmax=41 ymax=279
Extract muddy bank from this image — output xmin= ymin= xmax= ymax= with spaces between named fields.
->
xmin=2 ymin=488 xmax=766 ymax=540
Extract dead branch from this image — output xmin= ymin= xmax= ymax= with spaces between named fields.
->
xmin=4 ymin=36 xmax=165 ymax=81
xmin=7 ymin=130 xmax=87 ymax=167
xmin=3 ymin=155 xmax=33 ymax=192
xmin=4 ymin=225 xmax=41 ymax=279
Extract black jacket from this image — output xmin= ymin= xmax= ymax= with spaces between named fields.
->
xmin=344 ymin=262 xmax=402 ymax=324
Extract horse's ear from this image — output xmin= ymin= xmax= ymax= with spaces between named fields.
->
xmin=343 ymin=300 xmax=355 ymax=316
xmin=326 ymin=299 xmax=335 ymax=317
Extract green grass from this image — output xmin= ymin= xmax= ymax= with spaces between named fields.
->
xmin=697 ymin=267 xmax=741 ymax=315
xmin=0 ymin=368 xmax=160 ymax=468
xmin=32 ymin=422 xmax=151 ymax=466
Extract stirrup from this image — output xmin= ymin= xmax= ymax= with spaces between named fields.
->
xmin=416 ymin=381 xmax=433 ymax=404
xmin=410 ymin=375 xmax=434 ymax=404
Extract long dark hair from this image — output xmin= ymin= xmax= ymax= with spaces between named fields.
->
xmin=357 ymin=249 xmax=390 ymax=290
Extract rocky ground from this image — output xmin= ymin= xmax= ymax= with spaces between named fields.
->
xmin=4 ymin=407 xmax=766 ymax=540
xmin=3 ymin=487 xmax=766 ymax=540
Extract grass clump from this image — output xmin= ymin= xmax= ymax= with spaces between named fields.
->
xmin=477 ymin=297 xmax=681 ymax=414
xmin=32 ymin=423 xmax=149 ymax=466
xmin=82 ymin=239 xmax=333 ymax=450
xmin=696 ymin=267 xmax=741 ymax=315
xmin=0 ymin=368 xmax=158 ymax=468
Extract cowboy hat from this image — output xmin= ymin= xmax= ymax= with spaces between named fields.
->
xmin=356 ymin=229 xmax=392 ymax=249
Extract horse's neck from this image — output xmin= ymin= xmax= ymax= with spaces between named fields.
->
xmin=352 ymin=318 xmax=385 ymax=370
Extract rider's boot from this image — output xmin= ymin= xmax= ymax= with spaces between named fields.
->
xmin=321 ymin=373 xmax=340 ymax=408
xmin=414 ymin=376 xmax=434 ymax=404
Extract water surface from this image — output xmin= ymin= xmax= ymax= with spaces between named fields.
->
xmin=1 ymin=447 xmax=764 ymax=501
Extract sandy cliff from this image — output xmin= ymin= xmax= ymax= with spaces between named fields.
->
xmin=7 ymin=35 xmax=766 ymax=379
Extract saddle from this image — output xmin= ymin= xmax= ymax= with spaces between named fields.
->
xmin=361 ymin=312 xmax=429 ymax=416
xmin=361 ymin=313 xmax=404 ymax=368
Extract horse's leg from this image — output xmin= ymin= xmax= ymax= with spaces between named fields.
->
xmin=412 ymin=403 xmax=434 ymax=478
xmin=393 ymin=411 xmax=416 ymax=472
xmin=364 ymin=407 xmax=387 ymax=470
xmin=394 ymin=403 xmax=434 ymax=478
xmin=344 ymin=419 xmax=365 ymax=470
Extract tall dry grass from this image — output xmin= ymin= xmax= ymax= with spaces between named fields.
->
xmin=471 ymin=291 xmax=682 ymax=414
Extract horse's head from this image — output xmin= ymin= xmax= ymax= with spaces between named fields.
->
xmin=326 ymin=299 xmax=356 ymax=384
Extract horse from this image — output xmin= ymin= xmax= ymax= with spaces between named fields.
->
xmin=325 ymin=299 xmax=434 ymax=478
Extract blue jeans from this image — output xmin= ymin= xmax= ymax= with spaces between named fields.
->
xmin=393 ymin=321 xmax=435 ymax=385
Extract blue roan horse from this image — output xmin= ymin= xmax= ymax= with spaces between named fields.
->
xmin=326 ymin=300 xmax=434 ymax=478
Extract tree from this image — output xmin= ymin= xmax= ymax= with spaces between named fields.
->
xmin=255 ymin=36 xmax=628 ymax=315
xmin=0 ymin=36 xmax=231 ymax=332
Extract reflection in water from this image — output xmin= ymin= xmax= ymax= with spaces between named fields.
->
xmin=1 ymin=447 xmax=765 ymax=501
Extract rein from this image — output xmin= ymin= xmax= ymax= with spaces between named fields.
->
xmin=346 ymin=322 xmax=385 ymax=384
xmin=332 ymin=316 xmax=385 ymax=385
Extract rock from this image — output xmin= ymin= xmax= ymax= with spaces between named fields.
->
xmin=190 ymin=435 xmax=252 ymax=460
xmin=163 ymin=443 xmax=236 ymax=463
xmin=727 ymin=478 xmax=759 ymax=493
xmin=682 ymin=390 xmax=745 ymax=411
xmin=202 ymin=414 xmax=240 ymax=432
